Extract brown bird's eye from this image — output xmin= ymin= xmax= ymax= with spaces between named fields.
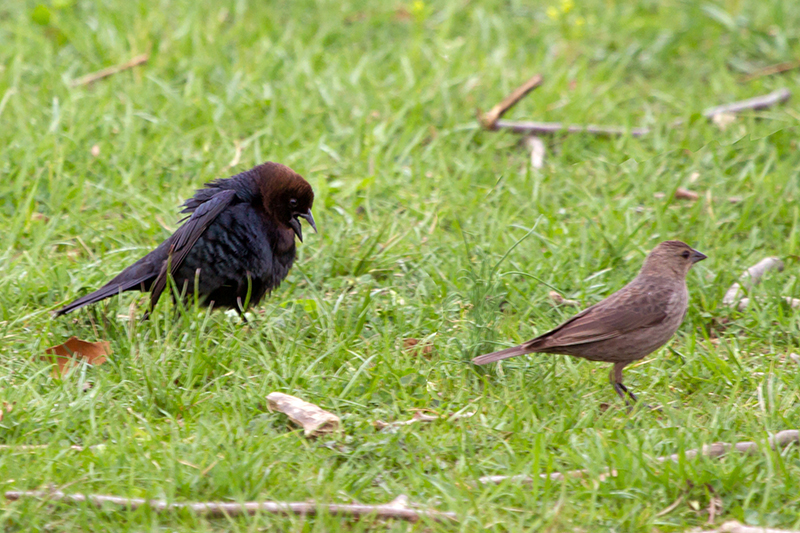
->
xmin=290 ymin=198 xmax=298 ymax=208
xmin=681 ymin=251 xmax=690 ymax=258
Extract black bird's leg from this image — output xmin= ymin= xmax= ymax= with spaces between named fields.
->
xmin=236 ymin=297 xmax=249 ymax=324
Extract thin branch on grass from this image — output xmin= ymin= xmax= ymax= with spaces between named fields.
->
xmin=696 ymin=520 xmax=800 ymax=533
xmin=478 ymin=430 xmax=799 ymax=485
xmin=3 ymin=491 xmax=456 ymax=522
xmin=374 ymin=410 xmax=475 ymax=432
xmin=655 ymin=188 xmax=742 ymax=204
xmin=700 ymin=88 xmax=791 ymax=118
xmin=739 ymin=61 xmax=800 ymax=83
xmin=479 ymin=74 xmax=543 ymax=129
xmin=69 ymin=53 xmax=149 ymax=87
xmin=492 ymin=120 xmax=650 ymax=137
xmin=479 ymin=74 xmax=790 ymax=137
xmin=0 ymin=445 xmax=91 ymax=452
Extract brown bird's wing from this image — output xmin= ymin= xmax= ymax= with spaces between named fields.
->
xmin=524 ymin=289 xmax=668 ymax=350
xmin=472 ymin=284 xmax=669 ymax=365
xmin=149 ymin=189 xmax=238 ymax=309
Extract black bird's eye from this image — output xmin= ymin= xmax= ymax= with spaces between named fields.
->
xmin=289 ymin=198 xmax=298 ymax=208
xmin=681 ymin=251 xmax=690 ymax=259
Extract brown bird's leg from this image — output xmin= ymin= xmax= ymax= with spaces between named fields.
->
xmin=610 ymin=362 xmax=637 ymax=405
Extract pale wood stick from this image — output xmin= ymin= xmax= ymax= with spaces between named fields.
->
xmin=739 ymin=61 xmax=800 ymax=82
xmin=69 ymin=53 xmax=149 ymax=87
xmin=480 ymin=74 xmax=543 ymax=129
xmin=4 ymin=491 xmax=456 ymax=522
xmin=701 ymin=88 xmax=791 ymax=118
xmin=479 ymin=430 xmax=799 ymax=485
xmin=492 ymin=120 xmax=650 ymax=137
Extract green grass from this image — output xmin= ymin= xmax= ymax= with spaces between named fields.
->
xmin=2 ymin=0 xmax=800 ymax=530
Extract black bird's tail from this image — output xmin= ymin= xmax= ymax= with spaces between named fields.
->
xmin=53 ymin=275 xmax=155 ymax=316
xmin=472 ymin=344 xmax=533 ymax=365
xmin=53 ymin=245 xmax=167 ymax=316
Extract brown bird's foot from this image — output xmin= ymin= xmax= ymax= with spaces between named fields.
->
xmin=614 ymin=382 xmax=662 ymax=412
xmin=613 ymin=382 xmax=637 ymax=404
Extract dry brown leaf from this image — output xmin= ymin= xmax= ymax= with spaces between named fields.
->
xmin=266 ymin=392 xmax=340 ymax=437
xmin=41 ymin=337 xmax=110 ymax=376
xmin=675 ymin=187 xmax=699 ymax=201
xmin=403 ymin=338 xmax=434 ymax=357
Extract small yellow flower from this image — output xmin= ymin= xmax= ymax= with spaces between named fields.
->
xmin=411 ymin=0 xmax=425 ymax=16
xmin=560 ymin=0 xmax=574 ymax=14
xmin=574 ymin=16 xmax=585 ymax=26
xmin=546 ymin=5 xmax=560 ymax=20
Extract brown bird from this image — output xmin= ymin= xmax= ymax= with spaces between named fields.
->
xmin=472 ymin=240 xmax=706 ymax=404
xmin=55 ymin=162 xmax=316 ymax=317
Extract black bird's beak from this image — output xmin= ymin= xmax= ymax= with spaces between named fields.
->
xmin=299 ymin=209 xmax=317 ymax=234
xmin=290 ymin=209 xmax=317 ymax=242
xmin=690 ymin=249 xmax=707 ymax=263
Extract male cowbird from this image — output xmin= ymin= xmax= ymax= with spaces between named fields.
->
xmin=472 ymin=240 xmax=706 ymax=404
xmin=55 ymin=162 xmax=316 ymax=317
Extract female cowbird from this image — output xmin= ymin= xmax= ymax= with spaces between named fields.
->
xmin=472 ymin=240 xmax=706 ymax=404
xmin=55 ymin=162 xmax=316 ymax=317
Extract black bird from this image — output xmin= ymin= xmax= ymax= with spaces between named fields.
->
xmin=55 ymin=162 xmax=316 ymax=317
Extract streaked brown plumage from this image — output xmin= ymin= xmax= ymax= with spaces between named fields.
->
xmin=472 ymin=240 xmax=707 ymax=403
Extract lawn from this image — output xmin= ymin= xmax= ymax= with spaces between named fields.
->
xmin=1 ymin=0 xmax=799 ymax=530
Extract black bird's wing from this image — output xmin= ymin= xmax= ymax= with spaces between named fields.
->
xmin=149 ymin=189 xmax=238 ymax=309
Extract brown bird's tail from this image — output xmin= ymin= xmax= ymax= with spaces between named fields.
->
xmin=472 ymin=344 xmax=533 ymax=365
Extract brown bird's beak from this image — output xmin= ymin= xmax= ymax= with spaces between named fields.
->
xmin=290 ymin=209 xmax=317 ymax=242
xmin=690 ymin=249 xmax=707 ymax=263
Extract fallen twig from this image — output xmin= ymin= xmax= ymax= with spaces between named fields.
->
xmin=739 ymin=60 xmax=800 ymax=83
xmin=722 ymin=257 xmax=792 ymax=310
xmin=374 ymin=410 xmax=475 ymax=432
xmin=492 ymin=120 xmax=650 ymax=137
xmin=654 ymin=189 xmax=742 ymax=204
xmin=0 ymin=445 xmax=90 ymax=451
xmin=701 ymin=88 xmax=791 ymax=118
xmin=480 ymin=73 xmax=790 ymax=138
xmin=4 ymin=491 xmax=455 ymax=522
xmin=479 ymin=429 xmax=799 ymax=485
xmin=69 ymin=53 xmax=149 ymax=87
xmin=696 ymin=520 xmax=800 ymax=533
xmin=479 ymin=74 xmax=543 ymax=129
